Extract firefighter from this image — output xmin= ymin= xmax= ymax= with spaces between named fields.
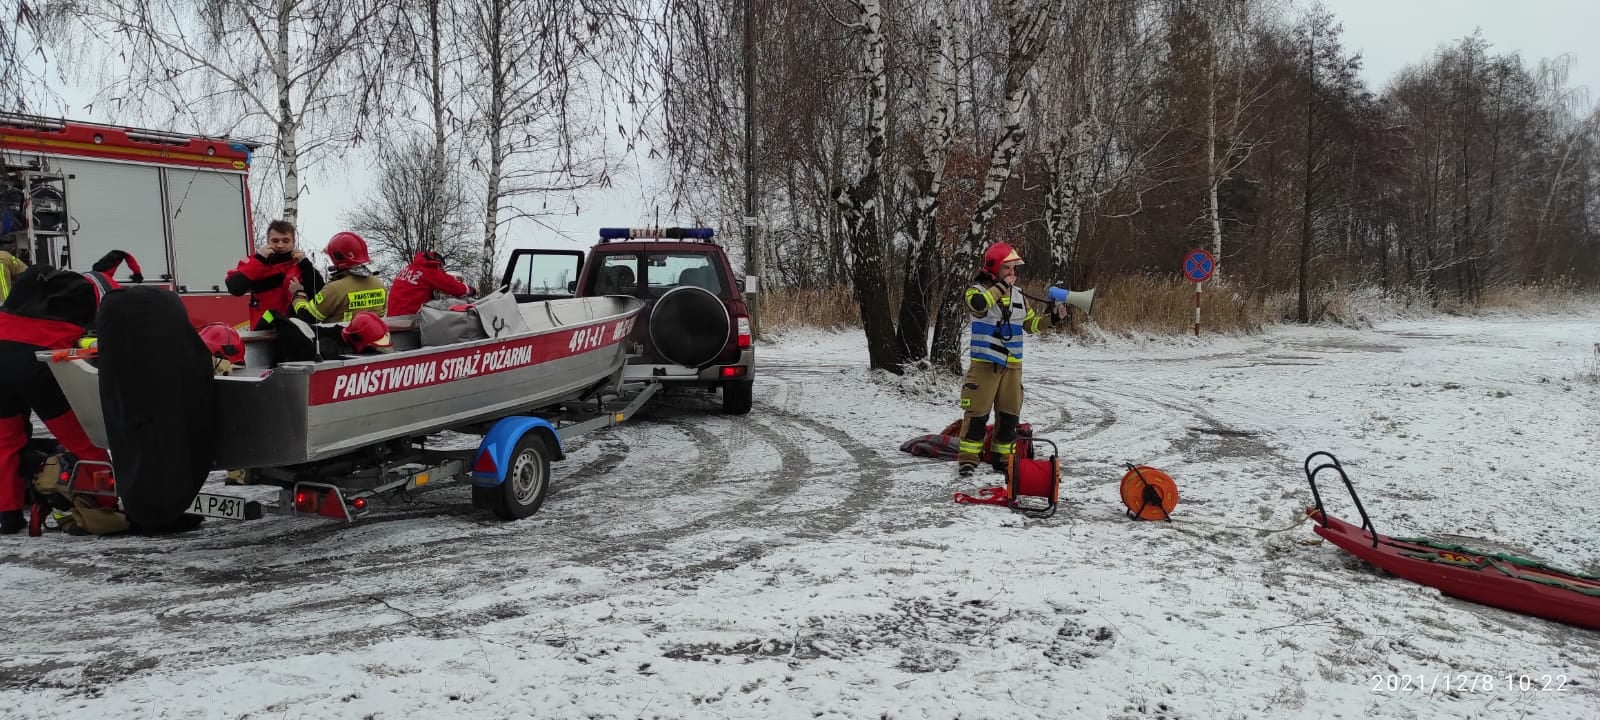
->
xmin=288 ymin=231 xmax=388 ymax=323
xmin=0 ymin=250 xmax=26 ymax=302
xmin=225 ymin=219 xmax=324 ymax=330
xmin=0 ymin=252 xmax=133 ymax=533
xmin=954 ymin=242 xmax=1069 ymax=478
xmin=387 ymin=250 xmax=476 ymax=317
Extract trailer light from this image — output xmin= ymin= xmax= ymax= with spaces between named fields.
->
xmin=720 ymin=366 xmax=746 ymax=378
xmin=351 ymin=497 xmax=368 ymax=511
xmin=472 ymin=449 xmax=498 ymax=477
xmin=294 ymin=490 xmax=316 ymax=512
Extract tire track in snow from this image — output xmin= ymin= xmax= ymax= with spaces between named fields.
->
xmin=0 ymin=364 xmax=906 ymax=690
xmin=1 ymin=388 xmax=880 ymax=685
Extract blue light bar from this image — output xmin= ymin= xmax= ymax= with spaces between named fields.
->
xmin=598 ymin=227 xmax=716 ymax=240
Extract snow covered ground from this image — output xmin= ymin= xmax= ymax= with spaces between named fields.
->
xmin=3 ymin=310 xmax=1599 ymax=719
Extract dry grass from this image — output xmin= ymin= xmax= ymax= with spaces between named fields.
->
xmin=1583 ymin=343 xmax=1600 ymax=385
xmin=1055 ymin=274 xmax=1282 ymax=336
xmin=760 ymin=275 xmax=1282 ymax=336
xmin=1477 ymin=281 xmax=1593 ymax=314
xmin=758 ymin=275 xmax=1600 ymax=337
xmin=760 ymin=286 xmax=861 ymax=331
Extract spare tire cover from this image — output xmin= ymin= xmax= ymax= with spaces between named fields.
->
xmin=96 ymin=287 xmax=216 ymax=530
xmin=649 ymin=286 xmax=730 ymax=368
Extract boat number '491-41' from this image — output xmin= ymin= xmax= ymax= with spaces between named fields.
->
xmin=569 ymin=317 xmax=635 ymax=354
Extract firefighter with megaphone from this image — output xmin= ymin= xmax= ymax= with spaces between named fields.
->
xmin=954 ymin=242 xmax=1093 ymax=478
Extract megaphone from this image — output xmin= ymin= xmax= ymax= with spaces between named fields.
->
xmin=1047 ymin=286 xmax=1096 ymax=316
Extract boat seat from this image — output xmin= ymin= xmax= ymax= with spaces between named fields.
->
xmin=385 ymin=314 xmax=417 ymax=332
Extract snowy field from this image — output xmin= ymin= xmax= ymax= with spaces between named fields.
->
xmin=3 ymin=310 xmax=1599 ymax=719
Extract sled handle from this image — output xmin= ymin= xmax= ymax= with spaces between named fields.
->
xmin=1303 ymin=451 xmax=1378 ymax=548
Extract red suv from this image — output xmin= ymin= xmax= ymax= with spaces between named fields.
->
xmin=502 ymin=227 xmax=755 ymax=414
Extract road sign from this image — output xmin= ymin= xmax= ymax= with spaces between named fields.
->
xmin=1183 ymin=249 xmax=1215 ymax=283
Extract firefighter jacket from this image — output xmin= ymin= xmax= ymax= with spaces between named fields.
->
xmin=225 ymin=252 xmax=324 ymax=329
xmin=0 ymin=251 xmax=25 ymax=302
xmin=0 ymin=265 xmax=99 ymax=349
xmin=964 ymin=282 xmax=1053 ymax=366
xmin=293 ymin=269 xmax=387 ymax=323
xmin=387 ymin=252 xmax=474 ymax=317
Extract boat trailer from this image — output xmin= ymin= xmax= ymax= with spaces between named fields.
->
xmin=174 ymin=377 xmax=663 ymax=525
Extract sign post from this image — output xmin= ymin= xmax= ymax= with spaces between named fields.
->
xmin=1182 ymin=249 xmax=1215 ymax=337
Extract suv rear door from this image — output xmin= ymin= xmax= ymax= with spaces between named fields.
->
xmin=501 ymin=249 xmax=584 ymax=302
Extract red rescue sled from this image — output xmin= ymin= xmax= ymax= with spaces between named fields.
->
xmin=1304 ymin=451 xmax=1600 ymax=631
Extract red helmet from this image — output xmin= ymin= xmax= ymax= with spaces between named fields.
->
xmin=981 ymin=243 xmax=1024 ymax=278
xmin=198 ymin=322 xmax=244 ymax=365
xmin=326 ymin=231 xmax=372 ymax=270
xmin=342 ymin=311 xmax=392 ymax=353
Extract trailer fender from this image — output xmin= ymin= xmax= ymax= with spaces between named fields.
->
xmin=470 ymin=417 xmax=565 ymax=487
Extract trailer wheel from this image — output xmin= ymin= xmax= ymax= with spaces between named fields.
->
xmin=472 ymin=433 xmax=551 ymax=520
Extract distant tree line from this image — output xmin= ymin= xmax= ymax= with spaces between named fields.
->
xmin=660 ymin=0 xmax=1600 ymax=371
xmin=7 ymin=0 xmax=1596 ymax=372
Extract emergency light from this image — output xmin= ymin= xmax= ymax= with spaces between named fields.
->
xmin=598 ymin=227 xmax=716 ymax=241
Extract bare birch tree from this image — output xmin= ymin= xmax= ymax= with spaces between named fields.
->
xmin=929 ymin=0 xmax=1064 ymax=372
xmin=893 ymin=0 xmax=966 ymax=364
xmin=461 ymin=0 xmax=656 ymax=289
xmin=1039 ymin=0 xmax=1109 ymax=286
xmin=54 ymin=0 xmax=388 ymax=224
xmin=362 ymin=0 xmax=466 ymax=254
xmin=833 ymin=0 xmax=897 ymax=372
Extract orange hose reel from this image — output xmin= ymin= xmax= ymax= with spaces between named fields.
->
xmin=1120 ymin=464 xmax=1179 ymax=521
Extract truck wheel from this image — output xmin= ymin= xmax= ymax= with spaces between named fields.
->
xmin=722 ymin=379 xmax=754 ymax=415
xmin=472 ymin=433 xmax=551 ymax=520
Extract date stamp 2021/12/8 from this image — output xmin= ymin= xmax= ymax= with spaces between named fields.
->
xmin=1371 ymin=674 xmax=1569 ymax=694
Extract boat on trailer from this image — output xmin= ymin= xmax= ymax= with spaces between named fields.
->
xmin=37 ymin=291 xmax=662 ymax=524
xmin=1303 ymin=451 xmax=1600 ymax=631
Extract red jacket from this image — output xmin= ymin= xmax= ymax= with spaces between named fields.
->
xmin=0 ymin=265 xmax=102 ymax=348
xmin=387 ymin=252 xmax=474 ymax=316
xmin=225 ymin=253 xmax=321 ymax=328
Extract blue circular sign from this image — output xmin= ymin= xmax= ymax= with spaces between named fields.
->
xmin=1183 ymin=250 xmax=1215 ymax=282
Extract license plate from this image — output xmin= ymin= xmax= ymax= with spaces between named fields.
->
xmin=188 ymin=492 xmax=252 ymax=520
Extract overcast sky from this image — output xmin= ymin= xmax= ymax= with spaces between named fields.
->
xmin=29 ymin=0 xmax=1599 ymax=269
xmin=1321 ymin=0 xmax=1599 ymax=96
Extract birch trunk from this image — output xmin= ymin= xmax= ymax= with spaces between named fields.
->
xmin=275 ymin=0 xmax=299 ymax=224
xmin=427 ymin=0 xmax=448 ymax=252
xmin=894 ymin=0 xmax=962 ymax=365
xmin=478 ymin=0 xmax=505 ymax=289
xmin=1206 ymin=68 xmax=1224 ymax=281
xmin=835 ymin=0 xmax=897 ymax=372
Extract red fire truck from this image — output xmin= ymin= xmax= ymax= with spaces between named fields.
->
xmin=1 ymin=112 xmax=259 ymax=326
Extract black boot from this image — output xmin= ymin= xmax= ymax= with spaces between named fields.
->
xmin=991 ymin=456 xmax=1011 ymax=476
xmin=957 ymin=462 xmax=977 ymax=478
xmin=0 ymin=509 xmax=24 ymax=535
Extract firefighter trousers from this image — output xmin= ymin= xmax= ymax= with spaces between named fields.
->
xmin=0 ymin=341 xmax=110 ymax=512
xmin=956 ymin=360 xmax=1023 ymax=466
